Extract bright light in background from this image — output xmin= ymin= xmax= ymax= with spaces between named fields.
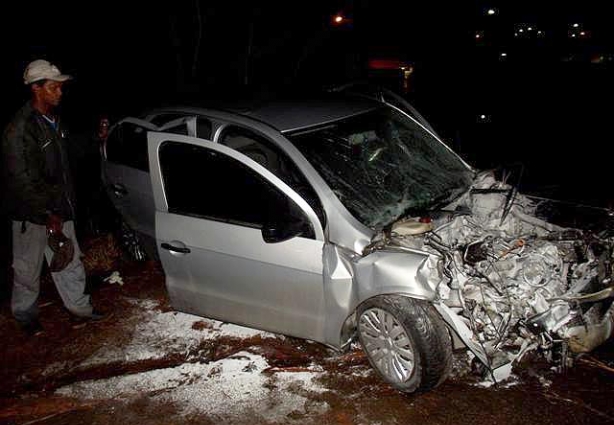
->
xmin=486 ymin=8 xmax=497 ymax=15
xmin=514 ymin=24 xmax=542 ymax=39
xmin=568 ymin=23 xmax=590 ymax=39
xmin=500 ymin=52 xmax=507 ymax=57
xmin=331 ymin=13 xmax=352 ymax=26
xmin=331 ymin=13 xmax=353 ymax=27
xmin=480 ymin=115 xmax=486 ymax=120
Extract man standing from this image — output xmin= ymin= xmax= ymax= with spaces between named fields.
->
xmin=1 ymin=59 xmax=102 ymax=335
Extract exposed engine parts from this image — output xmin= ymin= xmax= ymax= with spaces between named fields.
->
xmin=366 ymin=173 xmax=614 ymax=380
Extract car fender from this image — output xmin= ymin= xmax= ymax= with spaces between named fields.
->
xmin=322 ymin=245 xmax=438 ymax=347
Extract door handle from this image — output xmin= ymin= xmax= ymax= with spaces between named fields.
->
xmin=110 ymin=183 xmax=128 ymax=197
xmin=161 ymin=242 xmax=191 ymax=254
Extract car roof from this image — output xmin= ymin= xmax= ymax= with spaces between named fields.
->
xmin=149 ymin=92 xmax=380 ymax=133
xmin=235 ymin=97 xmax=379 ymax=133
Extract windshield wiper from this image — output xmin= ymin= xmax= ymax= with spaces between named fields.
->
xmin=391 ymin=185 xmax=469 ymax=226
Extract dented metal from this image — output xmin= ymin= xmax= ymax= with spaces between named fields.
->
xmin=110 ymin=93 xmax=613 ymax=391
xmin=363 ymin=171 xmax=614 ymax=374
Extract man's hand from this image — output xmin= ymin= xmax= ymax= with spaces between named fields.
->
xmin=46 ymin=214 xmax=63 ymax=235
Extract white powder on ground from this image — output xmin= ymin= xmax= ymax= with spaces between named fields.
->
xmin=54 ymin=298 xmax=331 ymax=421
xmin=57 ymin=351 xmax=329 ymax=422
xmin=80 ymin=299 xmax=275 ymax=367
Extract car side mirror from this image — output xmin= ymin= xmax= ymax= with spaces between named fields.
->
xmin=262 ymin=214 xmax=309 ymax=244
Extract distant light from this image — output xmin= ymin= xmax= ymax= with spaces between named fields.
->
xmin=571 ymin=33 xmax=577 ymax=38
xmin=480 ymin=115 xmax=487 ymax=120
xmin=537 ymin=30 xmax=543 ymax=35
xmin=573 ymin=23 xmax=580 ymax=28
xmin=334 ymin=15 xmax=344 ymax=24
xmin=514 ymin=32 xmax=518 ymax=37
xmin=475 ymin=33 xmax=481 ymax=39
xmin=519 ymin=28 xmax=524 ymax=33
xmin=528 ymin=27 xmax=533 ymax=31
xmin=500 ymin=52 xmax=508 ymax=57
xmin=487 ymin=8 xmax=496 ymax=15
xmin=580 ymin=31 xmax=586 ymax=36
xmin=400 ymin=66 xmax=406 ymax=70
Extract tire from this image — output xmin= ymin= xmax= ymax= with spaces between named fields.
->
xmin=116 ymin=220 xmax=148 ymax=262
xmin=357 ymin=295 xmax=452 ymax=393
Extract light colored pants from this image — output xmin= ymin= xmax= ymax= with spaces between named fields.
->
xmin=11 ymin=220 xmax=92 ymax=323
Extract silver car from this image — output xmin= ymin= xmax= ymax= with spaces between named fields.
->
xmin=102 ymin=87 xmax=614 ymax=393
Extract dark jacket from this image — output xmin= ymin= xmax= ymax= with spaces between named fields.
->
xmin=1 ymin=102 xmax=76 ymax=224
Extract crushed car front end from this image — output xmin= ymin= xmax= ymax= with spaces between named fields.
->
xmin=365 ymin=172 xmax=614 ymax=377
xmin=287 ymin=97 xmax=614 ymax=389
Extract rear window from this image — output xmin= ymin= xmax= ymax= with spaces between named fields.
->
xmin=105 ymin=122 xmax=150 ymax=172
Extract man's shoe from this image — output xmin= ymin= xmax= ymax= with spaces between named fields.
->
xmin=70 ymin=309 xmax=110 ymax=326
xmin=86 ymin=309 xmax=106 ymax=321
xmin=19 ymin=319 xmax=44 ymax=337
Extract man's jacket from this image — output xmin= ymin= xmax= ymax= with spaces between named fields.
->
xmin=1 ymin=102 xmax=76 ymax=224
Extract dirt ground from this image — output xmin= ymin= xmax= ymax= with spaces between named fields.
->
xmin=1 ymin=233 xmax=614 ymax=425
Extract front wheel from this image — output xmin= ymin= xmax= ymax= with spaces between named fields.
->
xmin=357 ymin=295 xmax=452 ymax=393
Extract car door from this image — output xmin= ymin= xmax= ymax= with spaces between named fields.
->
xmin=103 ymin=118 xmax=158 ymax=238
xmin=102 ymin=116 xmax=201 ymax=240
xmin=148 ymin=132 xmax=327 ymax=342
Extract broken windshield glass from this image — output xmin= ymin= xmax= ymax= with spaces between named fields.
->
xmin=288 ymin=108 xmax=474 ymax=229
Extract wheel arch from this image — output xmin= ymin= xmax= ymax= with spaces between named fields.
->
xmin=355 ymin=293 xmax=453 ymax=393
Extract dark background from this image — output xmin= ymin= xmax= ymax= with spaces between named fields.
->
xmin=2 ymin=1 xmax=611 ymax=203
xmin=1 ymin=1 xmax=612 ymax=285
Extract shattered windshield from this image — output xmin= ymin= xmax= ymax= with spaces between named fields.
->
xmin=288 ymin=107 xmax=474 ymax=229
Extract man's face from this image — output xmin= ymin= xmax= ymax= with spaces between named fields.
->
xmin=38 ymin=80 xmax=64 ymax=107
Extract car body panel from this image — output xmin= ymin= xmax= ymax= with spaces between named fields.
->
xmin=148 ymin=132 xmax=328 ymax=342
xmin=102 ymin=118 xmax=158 ymax=239
xmin=146 ymin=130 xmax=445 ymax=348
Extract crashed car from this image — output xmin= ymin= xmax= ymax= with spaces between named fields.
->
xmin=102 ymin=86 xmax=614 ymax=393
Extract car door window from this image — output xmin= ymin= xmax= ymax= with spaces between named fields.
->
xmin=159 ymin=141 xmax=315 ymax=239
xmin=105 ymin=122 xmax=151 ymax=172
xmin=220 ymin=126 xmax=326 ymax=227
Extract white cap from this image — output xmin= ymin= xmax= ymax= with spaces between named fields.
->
xmin=23 ymin=59 xmax=72 ymax=85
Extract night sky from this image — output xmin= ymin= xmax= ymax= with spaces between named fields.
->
xmin=1 ymin=1 xmax=612 ymax=203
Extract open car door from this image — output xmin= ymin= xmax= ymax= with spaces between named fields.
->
xmin=148 ymin=131 xmax=328 ymax=341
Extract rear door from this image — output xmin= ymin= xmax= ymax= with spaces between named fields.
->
xmin=102 ymin=116 xmax=205 ymax=240
xmin=148 ymin=132 xmax=327 ymax=341
xmin=102 ymin=118 xmax=157 ymax=238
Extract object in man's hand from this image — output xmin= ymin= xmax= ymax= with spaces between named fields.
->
xmin=46 ymin=214 xmax=63 ymax=235
xmin=48 ymin=232 xmax=74 ymax=272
